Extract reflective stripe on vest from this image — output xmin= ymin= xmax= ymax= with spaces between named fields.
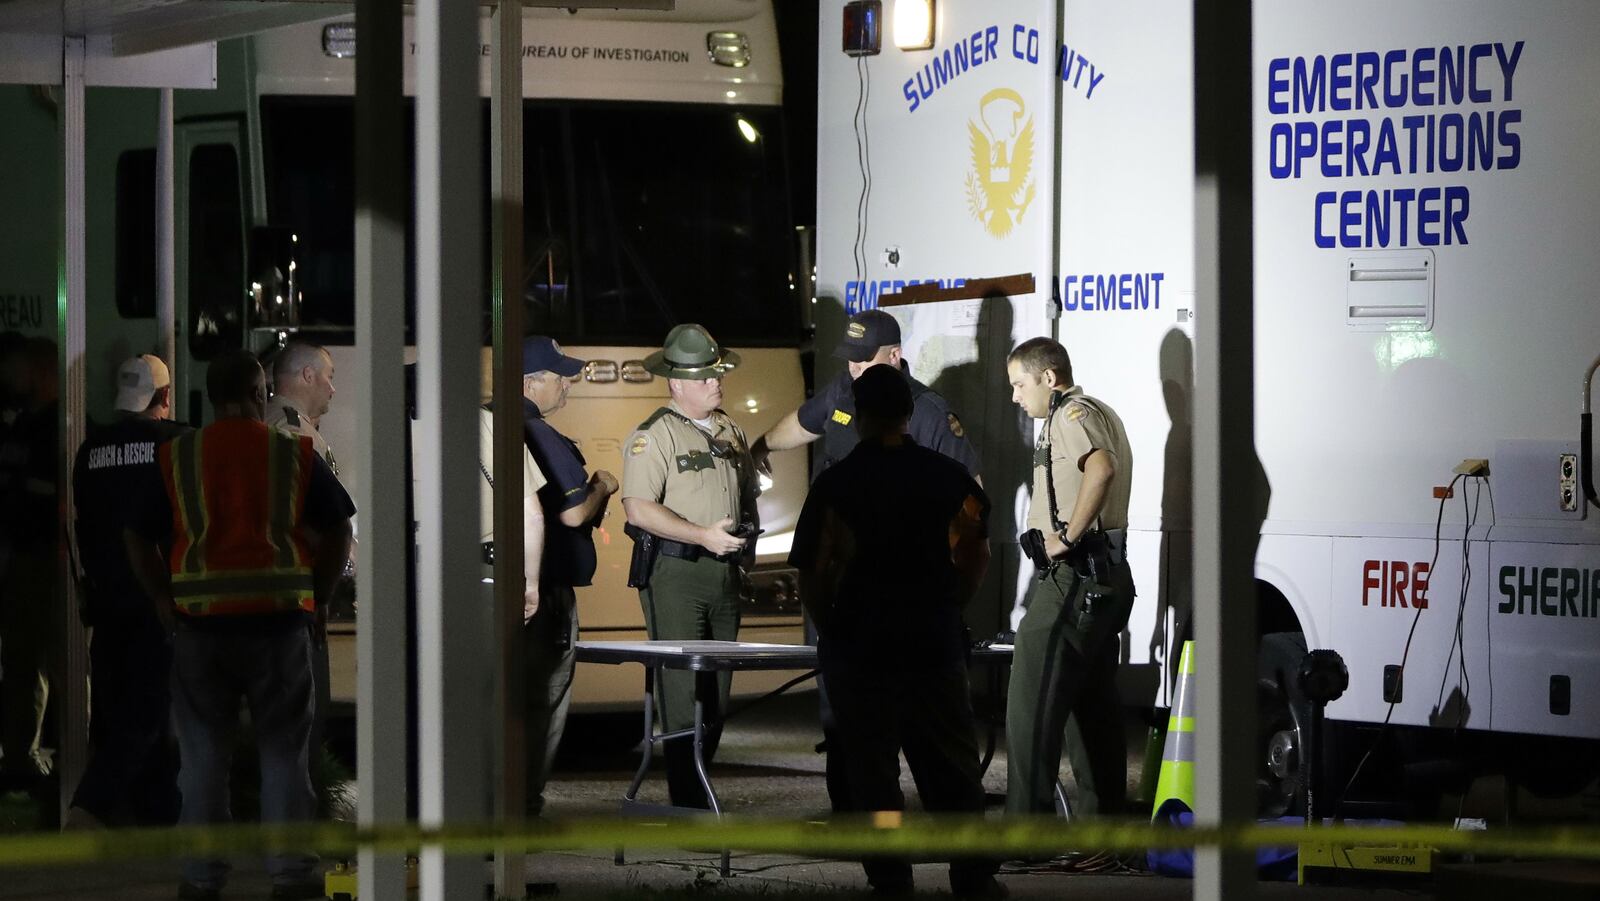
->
xmin=161 ymin=421 xmax=316 ymax=617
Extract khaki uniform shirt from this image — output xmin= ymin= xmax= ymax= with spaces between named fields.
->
xmin=620 ymin=401 xmax=758 ymax=529
xmin=265 ymin=397 xmax=336 ymax=475
xmin=476 ymin=408 xmax=546 ymax=542
xmin=1026 ymin=385 xmax=1133 ymax=533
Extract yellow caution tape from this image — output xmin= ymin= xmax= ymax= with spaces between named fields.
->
xmin=4 ymin=817 xmax=1600 ymax=867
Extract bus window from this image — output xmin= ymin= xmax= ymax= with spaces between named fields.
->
xmin=186 ymin=143 xmax=245 ymax=360
xmin=260 ymin=98 xmax=795 ymax=347
xmin=561 ymin=103 xmax=795 ymax=346
xmin=116 ymin=149 xmax=156 ymax=319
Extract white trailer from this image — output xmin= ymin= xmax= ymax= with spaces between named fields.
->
xmin=816 ymin=0 xmax=1600 ymax=811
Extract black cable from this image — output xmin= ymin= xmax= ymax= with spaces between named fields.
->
xmin=1335 ymin=473 xmax=1462 ymax=818
xmin=861 ymin=50 xmax=873 ymax=304
xmin=1434 ymin=477 xmax=1483 ymax=729
xmin=850 ymin=48 xmax=869 ymax=293
xmin=1483 ymin=478 xmax=1497 ymax=727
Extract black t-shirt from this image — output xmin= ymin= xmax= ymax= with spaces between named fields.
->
xmin=72 ymin=414 xmax=191 ymax=624
xmin=0 ymin=401 xmax=59 ymax=549
xmin=522 ymin=401 xmax=598 ymax=588
xmin=132 ymin=422 xmax=356 ymax=631
xmin=796 ymin=364 xmax=981 ymax=478
xmin=788 ymin=436 xmax=989 ymax=668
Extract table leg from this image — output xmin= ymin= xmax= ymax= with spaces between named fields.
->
xmin=617 ymin=665 xmax=658 ymax=867
xmin=690 ymin=671 xmax=728 ymax=877
xmin=623 ymin=665 xmax=657 ymax=804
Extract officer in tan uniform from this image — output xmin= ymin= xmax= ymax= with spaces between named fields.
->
xmin=620 ymin=324 xmax=759 ymax=809
xmin=265 ymin=341 xmax=338 ymax=474
xmin=1004 ymin=336 xmax=1135 ymax=818
xmin=265 ymin=340 xmax=343 ymax=779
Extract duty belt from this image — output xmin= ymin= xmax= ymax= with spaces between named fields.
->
xmin=1100 ymin=528 xmax=1129 ymax=566
xmin=657 ymin=536 xmax=740 ymax=564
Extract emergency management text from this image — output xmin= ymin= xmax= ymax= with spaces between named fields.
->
xmin=1060 ymin=272 xmax=1164 ymax=312
xmin=845 ymin=278 xmax=969 ymax=314
xmin=1265 ymin=40 xmax=1525 ymax=249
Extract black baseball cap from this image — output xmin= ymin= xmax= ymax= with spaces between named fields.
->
xmin=833 ymin=309 xmax=902 ymax=363
xmin=521 ymin=336 xmax=585 ymax=378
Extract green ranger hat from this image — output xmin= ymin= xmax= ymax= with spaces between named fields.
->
xmin=643 ymin=323 xmax=741 ymax=380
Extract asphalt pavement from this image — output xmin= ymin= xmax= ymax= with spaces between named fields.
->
xmin=3 ymin=689 xmax=1598 ymax=899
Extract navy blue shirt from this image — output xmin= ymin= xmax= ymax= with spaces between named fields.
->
xmin=788 ymin=436 xmax=989 ymax=668
xmin=522 ymin=399 xmax=598 ymax=587
xmin=796 ymin=363 xmax=981 ymax=478
xmin=72 ymin=414 xmax=191 ymax=624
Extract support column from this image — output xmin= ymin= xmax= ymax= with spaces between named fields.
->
xmin=57 ymin=34 xmax=90 ymax=827
xmin=1191 ymin=1 xmax=1258 ymax=900
xmin=156 ymin=88 xmax=176 ymax=367
xmin=354 ymin=0 xmax=408 ymax=896
xmin=415 ymin=0 xmax=488 ymax=894
xmin=490 ymin=1 xmax=529 ymax=895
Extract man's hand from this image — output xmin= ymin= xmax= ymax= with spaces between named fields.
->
xmin=155 ymin=597 xmax=176 ymax=635
xmin=1044 ymin=529 xmax=1071 ymax=560
xmin=699 ymin=518 xmax=748 ymax=556
xmin=590 ymin=469 xmax=619 ymax=496
xmin=523 ymin=584 xmax=540 ymax=623
xmin=750 ymin=436 xmax=773 ymax=477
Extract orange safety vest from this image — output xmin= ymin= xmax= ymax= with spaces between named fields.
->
xmin=158 ymin=418 xmax=317 ymax=617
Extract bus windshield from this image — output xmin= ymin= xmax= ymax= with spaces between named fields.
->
xmin=261 ymin=97 xmax=798 ymax=346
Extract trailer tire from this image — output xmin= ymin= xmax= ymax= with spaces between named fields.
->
xmin=1257 ymin=631 xmax=1310 ymax=817
xmin=1509 ymin=736 xmax=1600 ymax=799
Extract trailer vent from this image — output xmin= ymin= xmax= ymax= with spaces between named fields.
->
xmin=1345 ymin=250 xmax=1434 ymax=331
xmin=322 ymin=23 xmax=357 ymax=59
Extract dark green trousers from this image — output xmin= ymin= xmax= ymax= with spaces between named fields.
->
xmin=1006 ymin=560 xmax=1135 ymax=817
xmin=638 ymin=554 xmax=741 ymax=807
xmin=525 ymin=583 xmax=577 ymax=817
xmin=825 ymin=659 xmax=998 ymax=892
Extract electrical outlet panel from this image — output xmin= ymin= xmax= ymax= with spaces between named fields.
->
xmin=1560 ymin=452 xmax=1579 ymax=512
xmin=1493 ymin=440 xmax=1586 ymax=522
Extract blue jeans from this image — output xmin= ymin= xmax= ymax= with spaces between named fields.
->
xmin=171 ymin=621 xmax=317 ymax=890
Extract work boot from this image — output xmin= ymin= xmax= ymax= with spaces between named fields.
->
xmin=269 ymin=876 xmax=327 ymax=899
xmin=951 ymin=874 xmax=1008 ymax=899
xmin=62 ymin=806 xmax=106 ymax=831
xmin=177 ymin=882 xmax=221 ymax=901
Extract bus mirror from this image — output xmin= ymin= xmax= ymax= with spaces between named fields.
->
xmin=248 ymin=226 xmax=300 ymax=330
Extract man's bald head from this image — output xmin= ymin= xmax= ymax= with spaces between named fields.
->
xmin=272 ymin=340 xmax=336 ymax=419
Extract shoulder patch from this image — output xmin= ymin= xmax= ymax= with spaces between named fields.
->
xmin=284 ymin=406 xmax=300 ymax=427
xmin=628 ymin=434 xmax=651 ymax=457
xmin=1067 ymin=404 xmax=1088 ymax=422
xmin=831 ymin=409 xmax=853 ymax=426
xmin=946 ymin=412 xmax=965 ymax=438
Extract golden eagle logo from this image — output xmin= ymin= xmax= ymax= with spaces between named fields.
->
xmin=965 ymin=87 xmax=1036 ymax=239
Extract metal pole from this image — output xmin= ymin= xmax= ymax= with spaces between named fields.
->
xmin=57 ymin=33 xmax=90 ymax=828
xmin=1049 ymin=0 xmax=1066 ymax=342
xmin=155 ymin=88 xmax=176 ymax=367
xmin=490 ymin=1 xmax=528 ymax=896
xmin=1191 ymin=1 xmax=1257 ymax=899
xmin=353 ymin=0 xmax=408 ymax=895
xmin=415 ymin=0 xmax=488 ymax=894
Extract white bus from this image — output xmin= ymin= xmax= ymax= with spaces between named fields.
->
xmin=1 ymin=0 xmax=810 ymax=712
xmin=815 ymin=0 xmax=1600 ymax=814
